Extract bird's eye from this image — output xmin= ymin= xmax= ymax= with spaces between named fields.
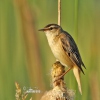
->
xmin=50 ymin=27 xmax=53 ymax=30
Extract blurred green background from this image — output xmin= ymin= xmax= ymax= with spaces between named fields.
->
xmin=0 ymin=0 xmax=100 ymax=100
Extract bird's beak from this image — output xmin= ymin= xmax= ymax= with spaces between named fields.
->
xmin=38 ymin=28 xmax=48 ymax=31
xmin=38 ymin=28 xmax=45 ymax=31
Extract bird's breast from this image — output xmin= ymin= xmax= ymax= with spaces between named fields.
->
xmin=46 ymin=33 xmax=74 ymax=67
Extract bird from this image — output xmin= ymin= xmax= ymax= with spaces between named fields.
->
xmin=39 ymin=23 xmax=86 ymax=95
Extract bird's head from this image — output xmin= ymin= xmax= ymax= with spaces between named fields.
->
xmin=39 ymin=24 xmax=62 ymax=35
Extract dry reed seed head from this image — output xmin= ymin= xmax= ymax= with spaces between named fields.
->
xmin=52 ymin=61 xmax=65 ymax=78
xmin=15 ymin=82 xmax=22 ymax=99
xmin=15 ymin=82 xmax=32 ymax=100
xmin=41 ymin=61 xmax=75 ymax=100
xmin=41 ymin=86 xmax=75 ymax=100
xmin=51 ymin=61 xmax=66 ymax=88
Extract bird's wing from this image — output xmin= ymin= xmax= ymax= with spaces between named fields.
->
xmin=60 ymin=32 xmax=86 ymax=74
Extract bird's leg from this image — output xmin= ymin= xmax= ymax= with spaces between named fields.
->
xmin=61 ymin=67 xmax=73 ymax=77
xmin=54 ymin=67 xmax=73 ymax=82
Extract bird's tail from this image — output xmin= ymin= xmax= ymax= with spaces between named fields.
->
xmin=73 ymin=66 xmax=82 ymax=95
